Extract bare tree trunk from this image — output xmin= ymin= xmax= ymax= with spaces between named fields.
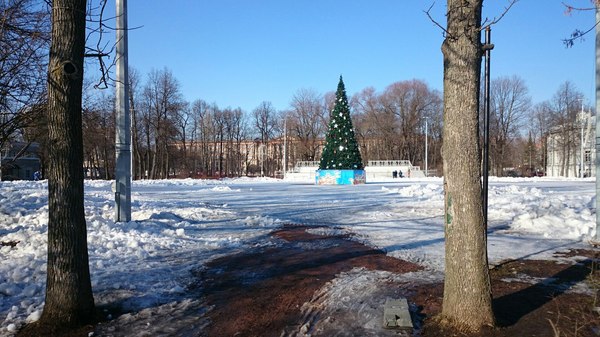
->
xmin=165 ymin=144 xmax=170 ymax=178
xmin=440 ymin=0 xmax=495 ymax=331
xmin=150 ymin=139 xmax=158 ymax=179
xmin=27 ymin=0 xmax=95 ymax=333
xmin=103 ymin=142 xmax=110 ymax=179
xmin=565 ymin=130 xmax=572 ymax=177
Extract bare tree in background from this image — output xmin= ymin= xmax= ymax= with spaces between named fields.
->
xmin=82 ymin=90 xmax=115 ymax=179
xmin=172 ymin=101 xmax=192 ymax=176
xmin=323 ymin=90 xmax=336 ymax=112
xmin=488 ymin=75 xmax=531 ymax=175
xmin=549 ymin=81 xmax=584 ymax=177
xmin=190 ymin=99 xmax=212 ymax=176
xmin=289 ymin=88 xmax=327 ymax=161
xmin=253 ymin=101 xmax=278 ymax=144
xmin=189 ymin=101 xmax=248 ymax=177
xmin=423 ymin=90 xmax=444 ymax=174
xmin=140 ymin=68 xmax=184 ymax=179
xmin=252 ymin=101 xmax=277 ymax=176
xmin=380 ymin=79 xmax=442 ymax=164
xmin=222 ymin=107 xmax=247 ymax=176
xmin=128 ymin=66 xmax=144 ymax=179
xmin=351 ymin=87 xmax=384 ymax=161
xmin=530 ymin=101 xmax=553 ymax=172
xmin=351 ymin=83 xmax=443 ymax=171
xmin=0 ymin=0 xmax=49 ymax=176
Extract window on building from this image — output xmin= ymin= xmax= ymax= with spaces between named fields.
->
xmin=585 ymin=150 xmax=592 ymax=163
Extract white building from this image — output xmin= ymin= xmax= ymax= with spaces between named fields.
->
xmin=546 ymin=112 xmax=595 ymax=178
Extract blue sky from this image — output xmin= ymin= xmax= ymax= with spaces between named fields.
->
xmin=117 ymin=1 xmax=596 ymax=112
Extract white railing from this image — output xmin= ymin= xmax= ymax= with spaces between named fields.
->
xmin=368 ymin=160 xmax=409 ymax=167
xmin=367 ymin=160 xmax=420 ymax=171
xmin=295 ymin=161 xmax=320 ymax=168
xmin=286 ymin=159 xmax=430 ymax=179
xmin=293 ymin=160 xmax=420 ymax=169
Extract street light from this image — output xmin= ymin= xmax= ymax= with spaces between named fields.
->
xmin=114 ymin=0 xmax=131 ymax=222
xmin=283 ymin=117 xmax=287 ymax=179
xmin=594 ymin=5 xmax=600 ymax=242
xmin=423 ymin=117 xmax=428 ymax=177
xmin=482 ymin=26 xmax=494 ymax=230
xmin=259 ymin=143 xmax=265 ymax=177
xmin=580 ymin=100 xmax=585 ymax=178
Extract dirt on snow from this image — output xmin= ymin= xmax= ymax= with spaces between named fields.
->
xmin=195 ymin=225 xmax=600 ymax=337
xmin=18 ymin=224 xmax=600 ymax=337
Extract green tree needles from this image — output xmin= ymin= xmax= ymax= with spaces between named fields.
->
xmin=319 ymin=76 xmax=364 ymax=170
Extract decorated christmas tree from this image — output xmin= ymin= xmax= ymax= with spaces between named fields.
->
xmin=319 ymin=76 xmax=364 ymax=170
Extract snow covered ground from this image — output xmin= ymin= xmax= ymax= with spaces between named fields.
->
xmin=0 ymin=176 xmax=595 ymax=336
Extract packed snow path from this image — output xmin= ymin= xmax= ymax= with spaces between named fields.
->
xmin=195 ymin=224 xmax=421 ymax=337
xmin=0 ymin=177 xmax=595 ymax=335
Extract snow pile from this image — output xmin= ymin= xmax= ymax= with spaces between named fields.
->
xmin=487 ymin=183 xmax=595 ymax=239
xmin=210 ymin=186 xmax=240 ymax=192
xmin=330 ymin=178 xmax=594 ymax=271
xmin=238 ymin=215 xmax=279 ymax=227
xmin=510 ymin=194 xmax=592 ymax=239
xmin=381 ymin=183 xmax=443 ymax=200
xmin=0 ymin=179 xmax=281 ymax=335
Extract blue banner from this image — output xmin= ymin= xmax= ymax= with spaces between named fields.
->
xmin=315 ymin=170 xmax=366 ymax=185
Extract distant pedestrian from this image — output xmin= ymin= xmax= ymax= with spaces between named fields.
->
xmin=398 ymin=170 xmax=403 ymax=178
xmin=33 ymin=171 xmax=41 ymax=181
xmin=407 ymin=169 xmax=411 ymax=178
xmin=392 ymin=170 xmax=398 ymax=178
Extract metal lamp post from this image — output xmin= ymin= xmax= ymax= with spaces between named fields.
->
xmin=581 ymin=100 xmax=585 ymax=178
xmin=114 ymin=0 xmax=131 ymax=222
xmin=424 ymin=117 xmax=428 ymax=177
xmin=482 ymin=26 xmax=494 ymax=229
xmin=595 ymin=5 xmax=600 ymax=242
xmin=283 ymin=118 xmax=287 ymax=179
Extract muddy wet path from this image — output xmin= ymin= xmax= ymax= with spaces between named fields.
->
xmin=193 ymin=224 xmax=421 ymax=337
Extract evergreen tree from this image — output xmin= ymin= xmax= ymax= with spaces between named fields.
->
xmin=319 ymin=76 xmax=364 ymax=170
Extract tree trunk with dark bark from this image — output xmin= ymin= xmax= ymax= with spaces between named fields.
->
xmin=440 ymin=0 xmax=495 ymax=331
xmin=27 ymin=0 xmax=95 ymax=333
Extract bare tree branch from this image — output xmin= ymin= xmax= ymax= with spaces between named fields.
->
xmin=481 ymin=0 xmax=519 ymax=30
xmin=424 ymin=2 xmax=451 ymax=39
xmin=0 ymin=0 xmax=49 ymax=149
xmin=83 ymin=0 xmax=143 ymax=89
xmin=562 ymin=2 xmax=599 ymax=48
xmin=563 ymin=22 xmax=599 ymax=47
xmin=425 ymin=0 xmax=518 ymax=39
xmin=562 ymin=2 xmax=595 ymax=13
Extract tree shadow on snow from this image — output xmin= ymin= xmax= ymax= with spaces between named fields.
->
xmin=492 ymin=259 xmax=591 ymax=327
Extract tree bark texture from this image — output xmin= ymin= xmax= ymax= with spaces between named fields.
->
xmin=40 ymin=0 xmax=95 ymax=328
xmin=441 ymin=0 xmax=495 ymax=330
